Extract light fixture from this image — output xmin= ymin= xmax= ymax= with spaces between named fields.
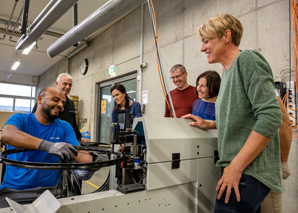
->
xmin=11 ymin=61 xmax=21 ymax=70
xmin=22 ymin=41 xmax=36 ymax=55
xmin=5 ymin=73 xmax=12 ymax=80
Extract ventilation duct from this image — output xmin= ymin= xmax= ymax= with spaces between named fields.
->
xmin=29 ymin=0 xmax=58 ymax=30
xmin=16 ymin=0 xmax=78 ymax=50
xmin=47 ymin=0 xmax=145 ymax=58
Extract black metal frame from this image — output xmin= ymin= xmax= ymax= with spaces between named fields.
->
xmin=0 ymin=147 xmax=122 ymax=170
xmin=21 ymin=0 xmax=30 ymax=34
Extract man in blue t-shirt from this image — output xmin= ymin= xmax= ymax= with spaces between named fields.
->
xmin=0 ymin=87 xmax=92 ymax=208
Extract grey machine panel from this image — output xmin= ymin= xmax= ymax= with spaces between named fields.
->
xmin=133 ymin=117 xmax=218 ymax=191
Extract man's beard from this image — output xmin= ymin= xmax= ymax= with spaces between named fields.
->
xmin=42 ymin=104 xmax=60 ymax=121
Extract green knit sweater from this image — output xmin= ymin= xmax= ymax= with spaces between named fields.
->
xmin=215 ymin=50 xmax=283 ymax=192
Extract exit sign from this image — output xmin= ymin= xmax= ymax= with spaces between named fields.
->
xmin=109 ymin=65 xmax=116 ymax=75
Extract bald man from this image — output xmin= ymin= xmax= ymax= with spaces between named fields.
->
xmin=0 ymin=87 xmax=92 ymax=208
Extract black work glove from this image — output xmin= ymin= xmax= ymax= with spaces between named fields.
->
xmin=39 ymin=140 xmax=78 ymax=160
xmin=85 ymin=151 xmax=104 ymax=171
xmin=90 ymin=151 xmax=104 ymax=162
xmin=72 ymin=152 xmax=104 ymax=177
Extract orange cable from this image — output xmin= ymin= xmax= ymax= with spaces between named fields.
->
xmin=288 ymin=1 xmax=298 ymax=136
xmin=292 ymin=0 xmax=298 ymax=93
xmin=150 ymin=0 xmax=173 ymax=117
xmin=150 ymin=0 xmax=175 ymax=117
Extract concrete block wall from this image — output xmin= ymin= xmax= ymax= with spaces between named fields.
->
xmin=38 ymin=0 xmax=297 ymax=211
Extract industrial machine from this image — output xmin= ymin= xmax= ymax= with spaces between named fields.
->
xmin=0 ymin=115 xmax=220 ymax=213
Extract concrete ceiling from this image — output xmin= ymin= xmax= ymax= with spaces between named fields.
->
xmin=0 ymin=0 xmax=109 ymax=77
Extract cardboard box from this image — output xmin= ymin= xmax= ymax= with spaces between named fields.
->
xmin=0 ymin=111 xmax=15 ymax=150
xmin=0 ymin=111 xmax=15 ymax=131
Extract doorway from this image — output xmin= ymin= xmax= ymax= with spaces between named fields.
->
xmin=97 ymin=73 xmax=137 ymax=143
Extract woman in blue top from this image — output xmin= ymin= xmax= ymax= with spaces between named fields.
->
xmin=111 ymin=83 xmax=142 ymax=125
xmin=192 ymin=71 xmax=221 ymax=121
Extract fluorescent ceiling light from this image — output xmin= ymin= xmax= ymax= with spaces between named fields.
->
xmin=22 ymin=41 xmax=36 ymax=55
xmin=11 ymin=61 xmax=21 ymax=70
xmin=5 ymin=73 xmax=11 ymax=80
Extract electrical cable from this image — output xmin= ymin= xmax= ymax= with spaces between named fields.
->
xmin=289 ymin=0 xmax=298 ymax=137
xmin=283 ymin=90 xmax=298 ymax=137
xmin=292 ymin=0 xmax=298 ymax=93
xmin=147 ymin=0 xmax=176 ymax=117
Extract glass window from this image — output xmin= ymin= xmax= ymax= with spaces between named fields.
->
xmin=99 ymin=85 xmax=112 ymax=143
xmin=0 ymin=83 xmax=36 ymax=112
xmin=0 ymin=97 xmax=13 ymax=111
xmin=0 ymin=83 xmax=35 ymax=97
xmin=31 ymin=100 xmax=35 ymax=109
xmin=31 ymin=87 xmax=36 ymax=97
xmin=98 ymin=76 xmax=137 ymax=143
xmin=15 ymin=99 xmax=32 ymax=113
xmin=121 ymin=79 xmax=137 ymax=101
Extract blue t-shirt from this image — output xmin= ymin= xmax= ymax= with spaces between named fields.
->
xmin=1 ymin=113 xmax=79 ymax=190
xmin=112 ymin=101 xmax=142 ymax=125
xmin=192 ymin=99 xmax=216 ymax=121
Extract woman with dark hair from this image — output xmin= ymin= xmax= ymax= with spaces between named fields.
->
xmin=111 ymin=83 xmax=142 ymax=125
xmin=192 ymin=71 xmax=221 ymax=121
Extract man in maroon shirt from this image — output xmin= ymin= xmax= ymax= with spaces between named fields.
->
xmin=164 ymin=64 xmax=197 ymax=118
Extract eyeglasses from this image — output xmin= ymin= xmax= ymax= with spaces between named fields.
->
xmin=170 ymin=72 xmax=185 ymax=80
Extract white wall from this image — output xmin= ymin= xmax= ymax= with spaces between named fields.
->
xmin=38 ymin=0 xmax=297 ymax=211
xmin=0 ymin=71 xmax=38 ymax=86
xmin=39 ymin=0 xmax=292 ymax=137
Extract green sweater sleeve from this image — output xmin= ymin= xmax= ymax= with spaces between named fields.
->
xmin=215 ymin=50 xmax=284 ymax=192
xmin=240 ymin=51 xmax=283 ymax=138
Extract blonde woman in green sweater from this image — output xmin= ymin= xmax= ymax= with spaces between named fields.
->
xmin=184 ymin=14 xmax=283 ymax=213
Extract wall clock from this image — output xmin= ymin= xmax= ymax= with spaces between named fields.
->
xmin=80 ymin=58 xmax=88 ymax=75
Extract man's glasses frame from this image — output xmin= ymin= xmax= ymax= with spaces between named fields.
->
xmin=170 ymin=72 xmax=185 ymax=80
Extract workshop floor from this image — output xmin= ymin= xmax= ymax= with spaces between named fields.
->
xmin=81 ymin=166 xmax=110 ymax=194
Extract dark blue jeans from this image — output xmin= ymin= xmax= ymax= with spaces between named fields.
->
xmin=214 ymin=168 xmax=270 ymax=213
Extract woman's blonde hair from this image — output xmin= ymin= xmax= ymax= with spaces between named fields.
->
xmin=197 ymin=14 xmax=243 ymax=46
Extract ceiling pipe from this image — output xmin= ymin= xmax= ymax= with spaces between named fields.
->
xmin=29 ymin=0 xmax=58 ymax=30
xmin=67 ymin=40 xmax=89 ymax=59
xmin=16 ymin=0 xmax=78 ymax=50
xmin=47 ymin=0 xmax=145 ymax=58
